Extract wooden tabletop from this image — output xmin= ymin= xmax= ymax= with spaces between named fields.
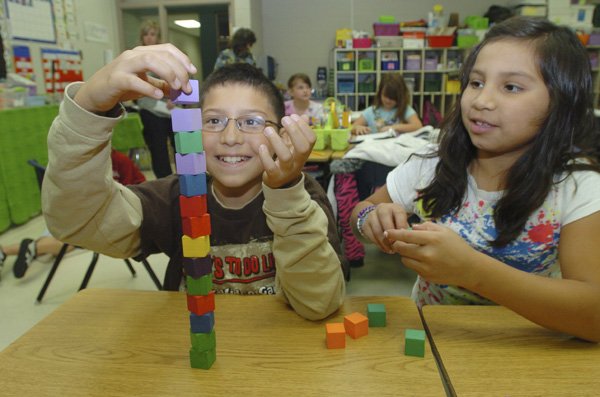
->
xmin=0 ymin=289 xmax=445 ymax=396
xmin=422 ymin=305 xmax=600 ymax=396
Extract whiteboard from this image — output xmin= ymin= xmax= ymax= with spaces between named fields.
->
xmin=6 ymin=0 xmax=56 ymax=43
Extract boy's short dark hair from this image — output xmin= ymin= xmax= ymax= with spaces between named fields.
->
xmin=200 ymin=63 xmax=285 ymax=122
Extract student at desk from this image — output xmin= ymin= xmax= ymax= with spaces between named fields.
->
xmin=352 ymin=17 xmax=600 ymax=341
xmin=42 ymin=46 xmax=347 ymax=321
xmin=351 ymin=74 xmax=422 ymax=136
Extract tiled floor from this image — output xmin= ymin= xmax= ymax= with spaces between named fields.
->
xmin=0 ymin=185 xmax=417 ymax=352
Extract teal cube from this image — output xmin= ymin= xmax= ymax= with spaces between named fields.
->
xmin=187 ymin=274 xmax=212 ymax=296
xmin=189 ymin=346 xmax=216 ymax=369
xmin=404 ymin=329 xmax=426 ymax=357
xmin=175 ymin=131 xmax=203 ymax=154
xmin=367 ymin=303 xmax=386 ymax=327
xmin=190 ymin=329 xmax=216 ymax=351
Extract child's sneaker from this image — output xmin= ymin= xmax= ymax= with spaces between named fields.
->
xmin=13 ymin=238 xmax=36 ymax=279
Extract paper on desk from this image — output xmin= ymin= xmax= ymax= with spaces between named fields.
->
xmin=348 ymin=129 xmax=396 ymax=143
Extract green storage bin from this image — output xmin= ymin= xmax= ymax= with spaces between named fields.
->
xmin=337 ymin=61 xmax=355 ymax=71
xmin=313 ymin=129 xmax=331 ymax=150
xmin=457 ymin=35 xmax=479 ymax=48
xmin=358 ymin=58 xmax=374 ymax=71
xmin=330 ymin=129 xmax=350 ymax=151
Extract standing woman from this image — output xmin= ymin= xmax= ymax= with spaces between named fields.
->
xmin=213 ymin=27 xmax=257 ymax=71
xmin=136 ymin=20 xmax=175 ymax=178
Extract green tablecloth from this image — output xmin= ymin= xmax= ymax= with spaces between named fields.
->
xmin=0 ymin=107 xmax=146 ymax=233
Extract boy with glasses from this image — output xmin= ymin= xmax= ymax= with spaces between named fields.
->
xmin=42 ymin=45 xmax=347 ymax=320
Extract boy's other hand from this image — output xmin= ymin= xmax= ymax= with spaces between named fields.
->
xmin=74 ymin=44 xmax=197 ymax=114
xmin=259 ymin=114 xmax=315 ymax=189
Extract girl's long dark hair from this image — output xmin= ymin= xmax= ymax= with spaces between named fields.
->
xmin=419 ymin=16 xmax=600 ymax=247
xmin=374 ymin=73 xmax=410 ymax=122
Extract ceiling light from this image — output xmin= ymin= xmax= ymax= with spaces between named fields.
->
xmin=175 ymin=20 xmax=201 ymax=29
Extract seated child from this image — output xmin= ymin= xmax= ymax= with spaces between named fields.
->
xmin=41 ymin=45 xmax=347 ymax=320
xmin=284 ymin=73 xmax=323 ymax=123
xmin=351 ymin=74 xmax=422 ymax=135
xmin=351 ymin=17 xmax=600 ymax=341
xmin=0 ymin=148 xmax=145 ymax=280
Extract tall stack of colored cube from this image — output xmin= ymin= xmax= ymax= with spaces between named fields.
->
xmin=170 ymin=80 xmax=216 ymax=369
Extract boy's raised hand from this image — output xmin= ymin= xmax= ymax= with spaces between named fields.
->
xmin=74 ymin=44 xmax=197 ymax=114
xmin=259 ymin=114 xmax=315 ymax=189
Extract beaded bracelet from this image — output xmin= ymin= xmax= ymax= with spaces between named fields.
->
xmin=356 ymin=205 xmax=377 ymax=238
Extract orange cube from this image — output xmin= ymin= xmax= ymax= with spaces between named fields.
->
xmin=186 ymin=291 xmax=215 ymax=316
xmin=326 ymin=323 xmax=346 ymax=349
xmin=344 ymin=312 xmax=369 ymax=339
xmin=182 ymin=214 xmax=211 ymax=238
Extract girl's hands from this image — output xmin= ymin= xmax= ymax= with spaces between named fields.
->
xmin=74 ymin=44 xmax=197 ymax=114
xmin=352 ymin=125 xmax=371 ymax=135
xmin=259 ymin=114 xmax=315 ymax=189
xmin=361 ymin=203 xmax=410 ymax=253
xmin=385 ymin=222 xmax=479 ymax=287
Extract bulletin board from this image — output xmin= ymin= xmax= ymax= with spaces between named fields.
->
xmin=5 ymin=0 xmax=56 ymax=43
xmin=41 ymin=47 xmax=81 ymax=93
xmin=12 ymin=44 xmax=33 ymax=79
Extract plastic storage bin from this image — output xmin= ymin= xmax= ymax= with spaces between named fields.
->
xmin=405 ymin=55 xmax=421 ymax=70
xmin=427 ymin=35 xmax=454 ymax=48
xmin=337 ymin=79 xmax=355 ymax=93
xmin=358 ymin=58 xmax=375 ymax=71
xmin=353 ymin=38 xmax=372 ymax=48
xmin=373 ymin=23 xmax=399 ymax=36
xmin=381 ymin=61 xmax=399 ymax=70
xmin=313 ymin=129 xmax=331 ymax=150
xmin=337 ymin=61 xmax=355 ymax=71
xmin=330 ymin=129 xmax=350 ymax=150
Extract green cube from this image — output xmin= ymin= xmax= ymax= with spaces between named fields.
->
xmin=190 ymin=329 xmax=216 ymax=351
xmin=367 ymin=303 xmax=386 ymax=327
xmin=189 ymin=346 xmax=216 ymax=369
xmin=175 ymin=131 xmax=203 ymax=154
xmin=404 ymin=329 xmax=426 ymax=357
xmin=186 ymin=274 xmax=212 ymax=296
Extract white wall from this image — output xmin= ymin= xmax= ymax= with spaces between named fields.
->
xmin=261 ymin=0 xmax=504 ymax=87
xmin=5 ymin=0 xmax=118 ymax=95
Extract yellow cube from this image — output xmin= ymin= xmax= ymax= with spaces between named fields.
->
xmin=182 ymin=235 xmax=210 ymax=258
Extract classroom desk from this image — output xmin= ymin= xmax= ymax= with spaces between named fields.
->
xmin=307 ymin=148 xmax=333 ymax=162
xmin=0 ymin=289 xmax=445 ymax=396
xmin=422 ymin=305 xmax=600 ymax=396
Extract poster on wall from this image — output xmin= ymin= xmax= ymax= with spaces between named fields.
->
xmin=41 ymin=47 xmax=81 ymax=93
xmin=6 ymin=0 xmax=56 ymax=43
xmin=12 ymin=44 xmax=34 ymax=80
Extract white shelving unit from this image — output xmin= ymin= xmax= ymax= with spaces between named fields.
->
xmin=332 ymin=46 xmax=468 ymax=117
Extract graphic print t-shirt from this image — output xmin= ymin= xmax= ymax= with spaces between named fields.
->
xmin=385 ymin=148 xmax=600 ymax=305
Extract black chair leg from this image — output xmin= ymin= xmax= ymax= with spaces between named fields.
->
xmin=123 ymin=258 xmax=137 ymax=276
xmin=142 ymin=259 xmax=163 ymax=290
xmin=78 ymin=252 xmax=100 ymax=291
xmin=36 ymin=243 xmax=70 ymax=303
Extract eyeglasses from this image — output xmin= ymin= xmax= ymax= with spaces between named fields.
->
xmin=202 ymin=115 xmax=282 ymax=134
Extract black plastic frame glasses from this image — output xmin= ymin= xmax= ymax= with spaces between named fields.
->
xmin=202 ymin=115 xmax=282 ymax=134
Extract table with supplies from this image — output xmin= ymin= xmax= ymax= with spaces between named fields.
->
xmin=0 ymin=289 xmax=445 ymax=396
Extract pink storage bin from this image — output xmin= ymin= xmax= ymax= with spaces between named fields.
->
xmin=352 ymin=38 xmax=372 ymax=48
xmin=373 ymin=23 xmax=399 ymax=36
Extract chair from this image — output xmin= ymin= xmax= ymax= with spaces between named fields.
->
xmin=27 ymin=159 xmax=162 ymax=303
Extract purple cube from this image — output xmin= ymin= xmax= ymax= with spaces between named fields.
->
xmin=172 ymin=108 xmax=202 ymax=132
xmin=170 ymin=79 xmax=200 ymax=104
xmin=176 ymin=152 xmax=206 ymax=175
xmin=183 ymin=256 xmax=213 ymax=278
